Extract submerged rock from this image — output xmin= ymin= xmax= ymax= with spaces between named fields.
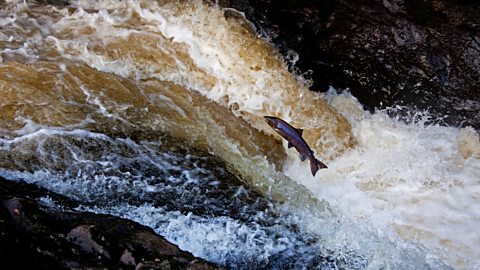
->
xmin=219 ymin=0 xmax=480 ymax=128
xmin=0 ymin=177 xmax=223 ymax=269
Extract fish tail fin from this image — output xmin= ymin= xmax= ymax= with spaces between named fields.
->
xmin=309 ymin=156 xmax=328 ymax=176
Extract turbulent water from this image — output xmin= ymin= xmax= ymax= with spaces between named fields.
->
xmin=0 ymin=0 xmax=479 ymax=269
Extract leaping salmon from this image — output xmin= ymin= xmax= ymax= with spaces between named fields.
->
xmin=264 ymin=116 xmax=328 ymax=176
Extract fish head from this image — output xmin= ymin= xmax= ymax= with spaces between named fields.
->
xmin=264 ymin=116 xmax=280 ymax=130
xmin=264 ymin=116 xmax=277 ymax=126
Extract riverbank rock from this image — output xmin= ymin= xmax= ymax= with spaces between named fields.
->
xmin=219 ymin=0 xmax=480 ymax=129
xmin=0 ymin=177 xmax=223 ymax=269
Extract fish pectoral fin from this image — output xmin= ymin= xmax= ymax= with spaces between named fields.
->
xmin=296 ymin=128 xmax=304 ymax=136
xmin=299 ymin=153 xmax=308 ymax=161
xmin=288 ymin=142 xmax=294 ymax=148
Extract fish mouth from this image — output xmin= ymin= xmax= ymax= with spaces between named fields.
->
xmin=263 ymin=116 xmax=276 ymax=126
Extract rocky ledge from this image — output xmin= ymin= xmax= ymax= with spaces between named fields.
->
xmin=220 ymin=0 xmax=480 ymax=128
xmin=0 ymin=177 xmax=223 ymax=270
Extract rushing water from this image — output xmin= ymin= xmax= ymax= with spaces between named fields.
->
xmin=0 ymin=0 xmax=479 ymax=269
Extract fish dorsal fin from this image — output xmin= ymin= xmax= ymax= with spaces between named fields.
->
xmin=288 ymin=142 xmax=294 ymax=148
xmin=296 ymin=128 xmax=303 ymax=136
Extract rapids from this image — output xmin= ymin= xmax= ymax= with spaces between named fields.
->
xmin=0 ymin=0 xmax=478 ymax=269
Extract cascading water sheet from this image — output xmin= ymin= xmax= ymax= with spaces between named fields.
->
xmin=0 ymin=0 xmax=478 ymax=269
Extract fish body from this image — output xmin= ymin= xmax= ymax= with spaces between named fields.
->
xmin=264 ymin=116 xmax=328 ymax=176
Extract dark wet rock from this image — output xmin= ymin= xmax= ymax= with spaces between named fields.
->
xmin=219 ymin=0 xmax=480 ymax=128
xmin=66 ymin=225 xmax=112 ymax=260
xmin=0 ymin=177 xmax=223 ymax=270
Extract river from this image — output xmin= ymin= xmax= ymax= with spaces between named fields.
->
xmin=0 ymin=1 xmax=479 ymax=269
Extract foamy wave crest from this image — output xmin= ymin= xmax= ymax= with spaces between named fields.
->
xmin=289 ymin=89 xmax=480 ymax=269
xmin=35 ymin=0 xmax=354 ymax=159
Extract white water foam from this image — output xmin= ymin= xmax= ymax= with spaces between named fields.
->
xmin=284 ymin=89 xmax=480 ymax=269
xmin=0 ymin=124 xmax=451 ymax=269
xmin=42 ymin=0 xmax=283 ymax=114
xmin=37 ymin=0 xmax=354 ymax=159
xmin=77 ymin=203 xmax=322 ymax=269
